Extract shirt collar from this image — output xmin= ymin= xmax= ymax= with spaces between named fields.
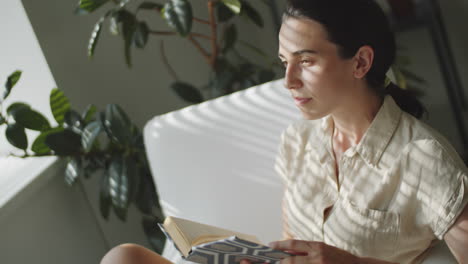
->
xmin=355 ymin=95 xmax=402 ymax=167
xmin=309 ymin=95 xmax=402 ymax=167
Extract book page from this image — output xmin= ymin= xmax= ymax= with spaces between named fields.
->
xmin=169 ymin=217 xmax=261 ymax=247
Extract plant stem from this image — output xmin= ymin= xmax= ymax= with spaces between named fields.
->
xmin=187 ymin=36 xmax=212 ymax=66
xmin=207 ymin=0 xmax=218 ymax=68
xmin=159 ymin=40 xmax=179 ymax=81
xmin=149 ymin=30 xmax=210 ymax=40
xmin=193 ymin=17 xmax=211 ymax=25
xmin=191 ymin=33 xmax=211 ymax=40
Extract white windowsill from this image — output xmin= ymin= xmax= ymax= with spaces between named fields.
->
xmin=0 ymin=156 xmax=57 ymax=209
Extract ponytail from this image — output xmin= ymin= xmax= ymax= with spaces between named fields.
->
xmin=385 ymin=82 xmax=427 ymax=119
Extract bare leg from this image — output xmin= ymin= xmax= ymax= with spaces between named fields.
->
xmin=100 ymin=243 xmax=174 ymax=264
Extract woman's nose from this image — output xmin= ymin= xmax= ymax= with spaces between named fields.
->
xmin=284 ymin=65 xmax=302 ymax=90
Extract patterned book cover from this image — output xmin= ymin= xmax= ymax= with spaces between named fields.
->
xmin=158 ymin=224 xmax=293 ymax=264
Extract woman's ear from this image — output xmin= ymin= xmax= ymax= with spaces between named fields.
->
xmin=353 ymin=46 xmax=374 ymax=79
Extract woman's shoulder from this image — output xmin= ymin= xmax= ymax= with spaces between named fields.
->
xmin=396 ymin=112 xmax=466 ymax=171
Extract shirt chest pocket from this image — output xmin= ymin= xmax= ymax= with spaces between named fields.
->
xmin=323 ymin=197 xmax=400 ymax=259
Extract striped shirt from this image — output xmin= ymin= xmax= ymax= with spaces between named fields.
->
xmin=274 ymin=95 xmax=468 ymax=264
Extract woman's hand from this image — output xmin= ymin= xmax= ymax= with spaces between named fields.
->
xmin=240 ymin=240 xmax=396 ymax=264
xmin=266 ymin=239 xmax=360 ymax=264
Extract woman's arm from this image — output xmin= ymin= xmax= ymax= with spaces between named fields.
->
xmin=444 ymin=203 xmax=468 ymax=263
xmin=268 ymin=240 xmax=398 ymax=264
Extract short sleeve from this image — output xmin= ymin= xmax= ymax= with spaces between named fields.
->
xmin=424 ymin=141 xmax=468 ymax=240
xmin=274 ymin=124 xmax=300 ymax=183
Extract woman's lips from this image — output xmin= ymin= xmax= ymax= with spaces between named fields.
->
xmin=294 ymin=97 xmax=312 ymax=105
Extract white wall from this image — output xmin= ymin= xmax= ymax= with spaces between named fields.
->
xmin=7 ymin=0 xmax=284 ymax=259
xmin=20 ymin=0 xmax=283 ymax=127
xmin=0 ymin=160 xmax=108 ymax=264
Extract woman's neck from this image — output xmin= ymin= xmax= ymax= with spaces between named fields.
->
xmin=331 ymin=93 xmax=383 ymax=149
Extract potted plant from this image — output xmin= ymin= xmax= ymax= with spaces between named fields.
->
xmin=0 ymin=70 xmax=166 ymax=252
xmin=76 ymin=0 xmax=281 ymax=103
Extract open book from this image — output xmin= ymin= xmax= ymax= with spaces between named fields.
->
xmin=158 ymin=216 xmax=294 ymax=264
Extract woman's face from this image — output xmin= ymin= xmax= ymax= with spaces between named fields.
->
xmin=278 ymin=17 xmax=356 ymax=120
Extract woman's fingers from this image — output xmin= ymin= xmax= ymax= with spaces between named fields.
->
xmin=269 ymin=239 xmax=319 ymax=254
xmin=280 ymin=255 xmax=317 ymax=264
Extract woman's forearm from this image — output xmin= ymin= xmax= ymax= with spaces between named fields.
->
xmin=358 ymin=256 xmax=398 ymax=264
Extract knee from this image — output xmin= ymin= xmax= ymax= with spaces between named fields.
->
xmin=100 ymin=243 xmax=147 ymax=264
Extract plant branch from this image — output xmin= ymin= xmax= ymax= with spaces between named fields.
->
xmin=191 ymin=33 xmax=211 ymax=40
xmin=149 ymin=30 xmax=210 ymax=40
xmin=187 ymin=36 xmax=212 ymax=66
xmin=159 ymin=40 xmax=179 ymax=81
xmin=0 ymin=113 xmax=9 ymax=125
xmin=193 ymin=17 xmax=211 ymax=25
xmin=207 ymin=0 xmax=218 ymax=67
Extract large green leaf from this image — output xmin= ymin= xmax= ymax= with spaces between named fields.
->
xmin=109 ymin=13 xmax=120 ymax=35
xmin=137 ymin=2 xmax=163 ymax=11
xmin=221 ymin=0 xmax=241 ymax=14
xmin=100 ymin=171 xmax=112 ymax=220
xmin=7 ymin=102 xmax=30 ymax=116
xmin=222 ymin=24 xmax=237 ymax=54
xmin=171 ymin=82 xmax=203 ymax=103
xmin=2 ymin=70 xmax=22 ymax=102
xmin=212 ymin=61 xmax=237 ymax=93
xmin=50 ymin=88 xmax=71 ymax=125
xmin=31 ymin=127 xmax=64 ymax=155
xmin=11 ymin=107 xmax=51 ymax=131
xmin=216 ymin=3 xmax=235 ymax=22
xmin=134 ymin=170 xmax=158 ymax=215
xmin=45 ymin=129 xmax=82 ymax=155
xmin=88 ymin=16 xmax=105 ymax=58
xmin=65 ymin=110 xmax=84 ymax=132
xmin=134 ymin=21 xmax=150 ymax=49
xmin=162 ymin=0 xmax=193 ymax=37
xmin=240 ymin=1 xmax=263 ymax=27
xmin=121 ymin=10 xmax=137 ymax=67
xmin=65 ymin=157 xmax=82 ymax=186
xmin=82 ymin=104 xmax=97 ymax=123
xmin=76 ymin=0 xmax=110 ymax=14
xmin=103 ymin=104 xmax=132 ymax=144
xmin=6 ymin=123 xmax=28 ymax=150
xmin=83 ymin=156 xmax=100 ymax=178
xmin=109 ymin=157 xmax=136 ymax=221
xmin=82 ymin=121 xmax=103 ymax=152
xmin=142 ymin=216 xmax=166 ymax=253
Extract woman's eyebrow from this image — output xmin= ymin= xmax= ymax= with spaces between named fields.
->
xmin=278 ymin=49 xmax=318 ymax=58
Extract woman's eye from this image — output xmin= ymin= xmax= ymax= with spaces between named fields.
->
xmin=280 ymin=61 xmax=287 ymax=68
xmin=301 ymin=60 xmax=312 ymax=65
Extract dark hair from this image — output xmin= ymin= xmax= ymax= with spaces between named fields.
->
xmin=283 ymin=0 xmax=426 ymax=119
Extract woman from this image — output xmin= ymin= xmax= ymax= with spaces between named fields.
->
xmin=100 ymin=0 xmax=468 ymax=263
xmin=271 ymin=0 xmax=468 ymax=263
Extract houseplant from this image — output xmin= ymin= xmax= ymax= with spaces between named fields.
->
xmin=0 ymin=70 xmax=166 ymax=252
xmin=76 ymin=0 xmax=280 ymax=103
